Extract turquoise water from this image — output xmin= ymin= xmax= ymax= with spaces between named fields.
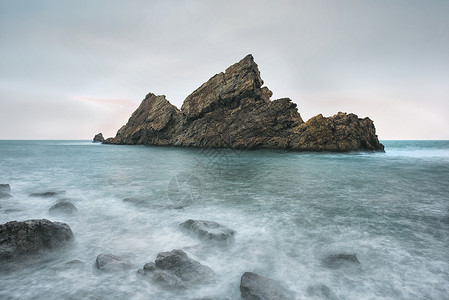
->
xmin=0 ymin=140 xmax=448 ymax=299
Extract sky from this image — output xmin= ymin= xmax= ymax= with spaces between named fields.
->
xmin=0 ymin=0 xmax=448 ymax=140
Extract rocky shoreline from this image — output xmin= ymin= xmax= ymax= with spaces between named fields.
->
xmin=102 ymin=55 xmax=384 ymax=152
xmin=1 ymin=183 xmax=364 ymax=299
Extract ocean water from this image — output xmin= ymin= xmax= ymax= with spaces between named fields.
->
xmin=0 ymin=140 xmax=448 ymax=299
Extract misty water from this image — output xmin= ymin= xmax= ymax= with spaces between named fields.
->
xmin=0 ymin=140 xmax=448 ymax=299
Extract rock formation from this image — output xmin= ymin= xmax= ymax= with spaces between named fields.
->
xmin=141 ymin=249 xmax=215 ymax=289
xmin=0 ymin=184 xmax=13 ymax=199
xmin=0 ymin=219 xmax=74 ymax=269
xmin=92 ymin=133 xmax=105 ymax=143
xmin=240 ymin=272 xmax=294 ymax=300
xmin=104 ymin=55 xmax=384 ymax=152
xmin=180 ymin=219 xmax=235 ymax=246
xmin=95 ymin=253 xmax=132 ymax=272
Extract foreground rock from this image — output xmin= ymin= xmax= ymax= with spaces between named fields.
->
xmin=322 ymin=253 xmax=360 ymax=269
xmin=95 ymin=253 xmax=132 ymax=272
xmin=141 ymin=249 xmax=215 ymax=289
xmin=93 ymin=133 xmax=105 ymax=143
xmin=180 ymin=219 xmax=235 ymax=245
xmin=104 ymin=55 xmax=383 ymax=152
xmin=240 ymin=272 xmax=294 ymax=300
xmin=0 ymin=184 xmax=13 ymax=199
xmin=0 ymin=219 xmax=74 ymax=268
xmin=49 ymin=201 xmax=78 ymax=216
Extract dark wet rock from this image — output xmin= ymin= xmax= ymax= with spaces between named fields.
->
xmin=240 ymin=272 xmax=294 ymax=300
xmin=29 ymin=190 xmax=65 ymax=198
xmin=180 ymin=219 xmax=235 ymax=245
xmin=65 ymin=259 xmax=84 ymax=266
xmin=0 ymin=184 xmax=12 ymax=199
xmin=104 ymin=54 xmax=383 ymax=152
xmin=141 ymin=249 xmax=215 ymax=289
xmin=0 ymin=219 xmax=74 ymax=268
xmin=322 ymin=253 xmax=360 ymax=269
xmin=95 ymin=253 xmax=132 ymax=272
xmin=49 ymin=201 xmax=78 ymax=216
xmin=307 ymin=284 xmax=337 ymax=299
xmin=92 ymin=133 xmax=105 ymax=143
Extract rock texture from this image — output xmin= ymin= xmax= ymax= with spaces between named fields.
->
xmin=180 ymin=219 xmax=235 ymax=245
xmin=240 ymin=272 xmax=294 ymax=300
xmin=93 ymin=133 xmax=105 ymax=143
xmin=49 ymin=201 xmax=78 ymax=216
xmin=104 ymin=55 xmax=383 ymax=152
xmin=141 ymin=249 xmax=215 ymax=289
xmin=0 ymin=219 xmax=74 ymax=266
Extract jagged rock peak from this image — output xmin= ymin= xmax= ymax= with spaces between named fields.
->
xmin=104 ymin=55 xmax=384 ymax=152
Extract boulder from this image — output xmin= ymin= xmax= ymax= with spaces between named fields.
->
xmin=29 ymin=190 xmax=65 ymax=198
xmin=240 ymin=272 xmax=294 ymax=300
xmin=95 ymin=253 xmax=132 ymax=272
xmin=0 ymin=184 xmax=12 ymax=199
xmin=49 ymin=201 xmax=78 ymax=216
xmin=0 ymin=219 xmax=74 ymax=267
xmin=180 ymin=219 xmax=235 ymax=245
xmin=104 ymin=55 xmax=384 ymax=152
xmin=141 ymin=249 xmax=215 ymax=289
xmin=322 ymin=253 xmax=360 ymax=269
xmin=92 ymin=133 xmax=105 ymax=143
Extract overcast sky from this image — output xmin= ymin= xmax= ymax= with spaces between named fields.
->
xmin=1 ymin=0 xmax=448 ymax=140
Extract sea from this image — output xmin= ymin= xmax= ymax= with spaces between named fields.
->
xmin=0 ymin=140 xmax=448 ymax=300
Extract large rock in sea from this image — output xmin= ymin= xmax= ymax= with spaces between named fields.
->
xmin=104 ymin=55 xmax=384 ymax=152
xmin=95 ymin=253 xmax=132 ymax=272
xmin=0 ymin=184 xmax=13 ymax=199
xmin=141 ymin=249 xmax=215 ymax=289
xmin=240 ymin=272 xmax=294 ymax=300
xmin=92 ymin=133 xmax=105 ymax=143
xmin=0 ymin=219 xmax=74 ymax=268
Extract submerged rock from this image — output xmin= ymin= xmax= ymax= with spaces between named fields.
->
xmin=240 ymin=272 xmax=294 ymax=300
xmin=307 ymin=284 xmax=337 ymax=299
xmin=49 ymin=201 xmax=78 ymax=216
xmin=141 ymin=249 xmax=215 ymax=289
xmin=95 ymin=253 xmax=132 ymax=272
xmin=104 ymin=54 xmax=384 ymax=152
xmin=180 ymin=219 xmax=235 ymax=245
xmin=0 ymin=219 xmax=74 ymax=268
xmin=322 ymin=253 xmax=360 ymax=269
xmin=29 ymin=190 xmax=65 ymax=198
xmin=0 ymin=184 xmax=13 ymax=199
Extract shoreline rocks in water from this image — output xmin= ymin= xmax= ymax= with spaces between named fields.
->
xmin=104 ymin=54 xmax=384 ymax=152
xmin=92 ymin=133 xmax=105 ymax=143
xmin=141 ymin=249 xmax=215 ymax=289
xmin=0 ymin=219 xmax=74 ymax=269
xmin=29 ymin=190 xmax=66 ymax=198
xmin=240 ymin=272 xmax=294 ymax=300
xmin=180 ymin=219 xmax=235 ymax=246
xmin=49 ymin=201 xmax=78 ymax=216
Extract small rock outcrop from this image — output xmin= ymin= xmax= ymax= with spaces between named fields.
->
xmin=322 ymin=253 xmax=360 ymax=269
xmin=0 ymin=219 xmax=74 ymax=267
xmin=29 ymin=190 xmax=65 ymax=198
xmin=104 ymin=55 xmax=384 ymax=152
xmin=95 ymin=253 xmax=132 ymax=272
xmin=49 ymin=201 xmax=78 ymax=216
xmin=240 ymin=272 xmax=294 ymax=300
xmin=0 ymin=184 xmax=13 ymax=199
xmin=92 ymin=133 xmax=105 ymax=143
xmin=141 ymin=249 xmax=215 ymax=289
xmin=180 ymin=219 xmax=235 ymax=245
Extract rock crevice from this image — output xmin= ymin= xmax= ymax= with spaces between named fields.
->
xmin=104 ymin=54 xmax=384 ymax=152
